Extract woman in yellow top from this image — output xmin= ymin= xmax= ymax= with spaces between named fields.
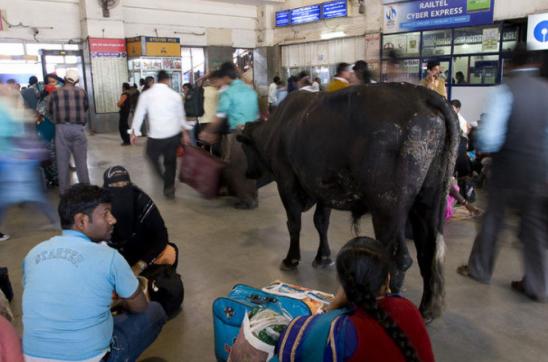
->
xmin=420 ymin=60 xmax=447 ymax=99
xmin=326 ymin=62 xmax=353 ymax=92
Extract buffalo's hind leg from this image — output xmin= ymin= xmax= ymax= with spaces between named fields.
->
xmin=409 ymin=196 xmax=446 ymax=322
xmin=312 ymin=203 xmax=333 ymax=268
xmin=372 ymin=213 xmax=413 ymax=293
xmin=278 ymin=187 xmax=304 ymax=271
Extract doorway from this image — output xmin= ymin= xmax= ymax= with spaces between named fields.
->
xmin=40 ymin=49 xmax=86 ymax=89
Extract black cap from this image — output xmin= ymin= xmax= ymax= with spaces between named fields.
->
xmin=103 ymin=166 xmax=130 ymax=186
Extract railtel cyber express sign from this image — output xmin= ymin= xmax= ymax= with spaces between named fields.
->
xmin=383 ymin=0 xmax=494 ymax=34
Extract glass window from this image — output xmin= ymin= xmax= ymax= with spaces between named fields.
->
xmin=422 ymin=30 xmax=452 ymax=56
xmin=502 ymin=26 xmax=519 ymax=53
xmin=191 ymin=48 xmax=205 ymax=81
xmin=0 ymin=43 xmax=25 ymax=56
xmin=382 ymin=32 xmax=420 ymax=58
xmin=25 ymin=43 xmax=63 ymax=56
xmin=63 ymin=44 xmax=79 ymax=50
xmin=454 ymin=26 xmax=500 ymax=54
xmin=452 ymin=55 xmax=499 ymax=85
xmin=381 ymin=58 xmax=420 ymax=83
xmin=181 ymin=47 xmax=205 ymax=84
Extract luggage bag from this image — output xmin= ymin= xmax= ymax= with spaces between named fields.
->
xmin=212 ymin=284 xmax=311 ymax=362
xmin=178 ymin=145 xmax=225 ymax=199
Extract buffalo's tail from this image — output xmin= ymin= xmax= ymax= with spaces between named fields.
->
xmin=426 ymin=92 xmax=459 ymax=317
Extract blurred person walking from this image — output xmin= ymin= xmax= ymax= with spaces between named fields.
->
xmin=420 ymin=60 xmax=447 ymax=98
xmin=130 ymin=71 xmax=193 ymax=199
xmin=0 ymin=92 xmax=59 ymax=230
xmin=200 ymin=62 xmax=259 ymax=209
xmin=326 ymin=62 xmax=352 ymax=92
xmin=21 ymin=76 xmax=40 ymax=110
xmin=47 ymin=69 xmax=90 ymax=195
xmin=117 ymin=83 xmax=132 ymax=146
xmin=268 ymin=76 xmax=281 ymax=113
xmin=457 ymin=45 xmax=548 ymax=302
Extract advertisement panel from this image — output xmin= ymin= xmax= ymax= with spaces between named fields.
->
xmin=383 ymin=0 xmax=494 ymax=34
xmin=527 ymin=13 xmax=548 ymax=51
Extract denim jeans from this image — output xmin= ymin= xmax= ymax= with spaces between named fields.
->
xmin=107 ymin=302 xmax=167 ymax=362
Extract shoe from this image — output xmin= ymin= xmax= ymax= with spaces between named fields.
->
xmin=0 ymin=233 xmax=9 ymax=242
xmin=234 ymin=200 xmax=258 ymax=210
xmin=510 ymin=280 xmax=545 ymax=302
xmin=121 ymin=142 xmax=131 ymax=146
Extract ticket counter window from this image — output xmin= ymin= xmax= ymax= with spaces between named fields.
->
xmin=452 ymin=55 xmax=499 ymax=85
xmin=422 ymin=30 xmax=452 ymax=57
xmin=382 ymin=32 xmax=420 ymax=58
xmin=454 ymin=26 xmax=500 ymax=54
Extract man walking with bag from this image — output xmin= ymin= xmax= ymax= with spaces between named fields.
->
xmin=130 ymin=71 xmax=193 ymax=199
xmin=47 ymin=69 xmax=90 ymax=195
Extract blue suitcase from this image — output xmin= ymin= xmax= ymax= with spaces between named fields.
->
xmin=212 ymin=284 xmax=312 ymax=361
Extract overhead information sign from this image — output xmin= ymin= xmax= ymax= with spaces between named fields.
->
xmin=322 ymin=0 xmax=348 ymax=19
xmin=275 ymin=0 xmax=348 ymax=27
xmin=291 ymin=5 xmax=321 ymax=25
xmin=383 ymin=0 xmax=494 ymax=34
xmin=276 ymin=10 xmax=291 ymax=27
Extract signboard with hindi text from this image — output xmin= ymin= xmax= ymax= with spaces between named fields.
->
xmin=144 ymin=37 xmax=180 ymax=57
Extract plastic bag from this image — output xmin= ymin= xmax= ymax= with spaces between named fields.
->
xmin=229 ymin=308 xmax=290 ymax=362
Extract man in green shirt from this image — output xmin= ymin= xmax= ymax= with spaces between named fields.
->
xmin=200 ymin=62 xmax=260 ymax=209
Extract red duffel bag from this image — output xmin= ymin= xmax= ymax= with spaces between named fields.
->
xmin=178 ymin=145 xmax=225 ymax=199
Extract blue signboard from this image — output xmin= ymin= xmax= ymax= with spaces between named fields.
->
xmin=275 ymin=1 xmax=348 ymax=27
xmin=291 ymin=5 xmax=321 ymax=25
xmin=383 ymin=0 xmax=494 ymax=33
xmin=322 ymin=0 xmax=348 ymax=19
xmin=275 ymin=10 xmax=291 ymax=27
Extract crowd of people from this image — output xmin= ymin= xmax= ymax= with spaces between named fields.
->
xmin=0 ymin=43 xmax=546 ymax=361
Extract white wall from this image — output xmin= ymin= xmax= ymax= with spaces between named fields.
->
xmin=259 ymin=0 xmax=383 ymax=47
xmin=123 ymin=0 xmax=258 ymax=47
xmin=451 ymin=86 xmax=492 ymax=125
xmin=0 ymin=0 xmax=81 ymax=42
xmin=0 ymin=0 xmax=258 ymax=47
xmin=494 ymin=0 xmax=548 ymax=20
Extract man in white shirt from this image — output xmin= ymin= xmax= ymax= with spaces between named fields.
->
xmin=268 ymin=76 xmax=281 ymax=113
xmin=451 ymin=99 xmax=477 ymax=137
xmin=130 ymin=70 xmax=193 ymax=199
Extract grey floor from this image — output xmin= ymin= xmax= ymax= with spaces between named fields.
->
xmin=1 ymin=133 xmax=546 ymax=362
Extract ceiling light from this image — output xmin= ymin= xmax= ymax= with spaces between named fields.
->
xmin=321 ymin=31 xmax=346 ymax=40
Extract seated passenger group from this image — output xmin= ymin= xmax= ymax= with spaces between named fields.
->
xmin=6 ymin=170 xmax=432 ymax=361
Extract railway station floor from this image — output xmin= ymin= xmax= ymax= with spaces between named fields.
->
xmin=0 ymin=133 xmax=546 ymax=362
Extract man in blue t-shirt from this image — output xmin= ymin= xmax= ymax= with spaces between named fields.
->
xmin=23 ymin=184 xmax=167 ymax=362
xmin=199 ymin=62 xmax=260 ymax=209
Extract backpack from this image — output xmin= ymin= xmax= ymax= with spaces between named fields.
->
xmin=184 ymin=87 xmax=205 ymax=117
xmin=141 ymin=264 xmax=184 ymax=318
xmin=140 ymin=242 xmax=184 ymax=318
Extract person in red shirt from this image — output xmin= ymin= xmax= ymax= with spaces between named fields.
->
xmin=276 ymin=237 xmax=435 ymax=362
xmin=0 ymin=315 xmax=23 ymax=362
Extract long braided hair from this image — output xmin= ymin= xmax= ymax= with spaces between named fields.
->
xmin=336 ymin=237 xmax=421 ymax=362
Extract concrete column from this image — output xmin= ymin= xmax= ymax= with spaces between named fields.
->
xmin=205 ymin=46 xmax=234 ymax=72
xmin=79 ymin=0 xmax=126 ymax=133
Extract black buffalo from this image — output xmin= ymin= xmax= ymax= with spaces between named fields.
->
xmin=238 ymin=83 xmax=458 ymax=319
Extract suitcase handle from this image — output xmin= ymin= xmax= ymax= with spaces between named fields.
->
xmin=248 ymin=294 xmax=278 ymax=305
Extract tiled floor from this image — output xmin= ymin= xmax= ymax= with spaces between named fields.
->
xmin=1 ymin=133 xmax=546 ymax=361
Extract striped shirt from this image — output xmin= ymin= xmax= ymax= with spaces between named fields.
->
xmin=47 ymin=85 xmax=89 ymax=125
